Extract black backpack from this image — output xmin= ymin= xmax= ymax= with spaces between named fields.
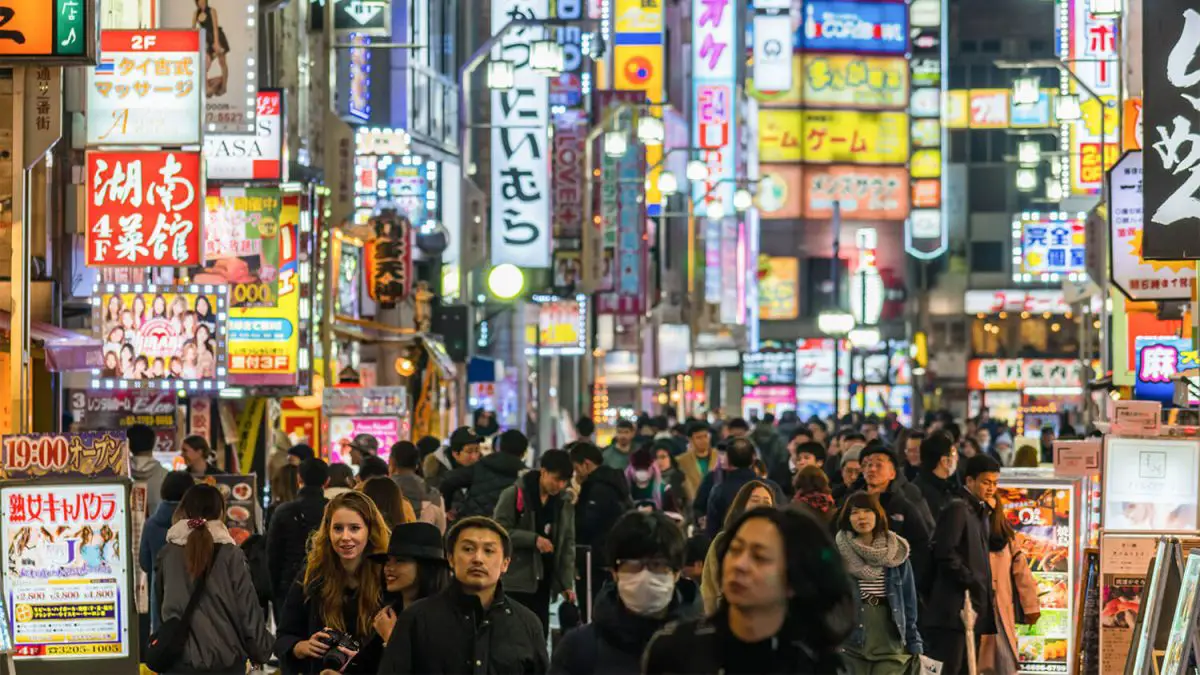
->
xmin=146 ymin=546 xmax=220 ymax=673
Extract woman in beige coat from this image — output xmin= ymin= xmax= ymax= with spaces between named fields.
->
xmin=979 ymin=496 xmax=1042 ymax=675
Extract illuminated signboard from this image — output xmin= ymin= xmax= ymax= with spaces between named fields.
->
xmin=797 ymin=0 xmax=908 ymax=54
xmin=1011 ymin=212 xmax=1088 ymax=282
xmin=0 ymin=0 xmax=93 ymax=61
xmin=525 ymin=294 xmax=588 ymax=356
xmin=161 ymin=0 xmax=258 ymax=132
xmin=1060 ymin=0 xmax=1118 ymax=195
xmin=759 ymin=163 xmax=909 ymax=221
xmin=691 ymin=0 xmax=738 ymax=216
xmin=758 ymin=109 xmax=909 ymax=164
xmin=204 ymin=89 xmax=285 ymax=181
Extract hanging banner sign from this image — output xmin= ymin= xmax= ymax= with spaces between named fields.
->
xmin=552 ymin=110 xmax=586 ymax=241
xmin=690 ymin=0 xmax=738 ymax=216
xmin=1063 ymin=0 xmax=1118 ymax=196
xmin=1109 ymin=151 xmax=1196 ymax=300
xmin=86 ymin=30 xmax=204 ymax=146
xmin=85 ymin=150 xmax=204 ymax=267
xmin=0 ymin=431 xmax=129 ymax=480
xmin=0 ymin=0 xmax=92 ymax=61
xmin=204 ymin=89 xmax=285 ymax=181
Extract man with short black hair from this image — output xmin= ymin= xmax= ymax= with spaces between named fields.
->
xmin=725 ymin=417 xmax=751 ymax=439
xmin=912 ymin=432 xmax=960 ymax=518
xmin=750 ymin=412 xmax=788 ymax=476
xmin=444 ymin=429 xmax=531 ymax=520
xmin=677 ymin=422 xmax=716 ymax=506
xmin=389 ymin=441 xmax=446 ymax=530
xmin=494 ymin=449 xmax=576 ymax=637
xmin=902 ymin=429 xmax=926 ymax=481
xmin=423 ymin=426 xmax=483 ymax=489
xmin=266 ymin=458 xmax=328 ymax=624
xmin=128 ymin=423 xmax=166 ymax=515
xmin=575 ymin=416 xmax=596 ymax=442
xmin=700 ymin=438 xmax=783 ymax=538
xmin=570 ymin=442 xmax=631 ymax=620
xmin=355 ymin=455 xmax=390 ymax=485
xmin=378 ymin=516 xmax=548 ymax=673
xmin=604 ymin=419 xmax=636 ymax=469
xmin=923 ymin=454 xmax=998 ymax=675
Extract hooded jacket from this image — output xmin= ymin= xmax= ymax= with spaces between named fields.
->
xmin=443 ymin=451 xmax=529 ymax=520
xmin=265 ymin=485 xmax=327 ymax=603
xmin=131 ymin=454 xmax=168 ymax=516
xmin=574 ymin=465 xmax=632 ymax=561
xmin=493 ymin=470 xmax=576 ymax=595
xmin=392 ymin=472 xmax=447 ymax=532
xmin=375 ymin=580 xmax=548 ymax=674
xmin=550 ymin=580 xmax=703 ymax=675
xmin=139 ymin=499 xmax=178 ymax=631
xmin=422 ymin=447 xmax=458 ymax=490
xmin=156 ymin=525 xmax=274 ymax=673
xmin=750 ymin=423 xmax=788 ymax=474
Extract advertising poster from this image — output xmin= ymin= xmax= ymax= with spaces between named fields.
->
xmin=225 ymin=197 xmax=301 ymax=387
xmin=1012 ymin=213 xmax=1087 ymax=280
xmin=759 ymin=256 xmax=799 ymax=320
xmin=525 ymin=294 xmax=588 ymax=355
xmin=748 ymin=54 xmax=803 ymax=107
xmin=204 ymin=89 xmax=285 ymax=181
xmin=2 ymin=483 xmax=130 ymax=659
xmin=203 ymin=474 xmax=258 ymax=543
xmin=328 ymin=416 xmax=401 ymax=466
xmin=162 ymin=0 xmax=259 ymax=132
xmin=384 ymin=163 xmax=430 ymax=226
xmin=0 ymin=432 xmax=129 ymax=480
xmin=195 ymin=188 xmax=283 ymax=309
xmin=1108 ymin=151 xmax=1196 ymax=301
xmin=1133 ymin=336 xmax=1198 ymax=404
xmin=95 ymin=286 xmax=224 ymax=386
xmin=1104 ymin=437 xmax=1200 ymax=532
xmin=85 ymin=150 xmax=204 ymax=267
xmin=131 ymin=483 xmax=148 ymax=613
xmin=998 ymin=485 xmax=1073 ymax=673
xmin=1161 ymin=551 xmax=1200 ymax=675
xmin=758 ymin=109 xmax=909 ymax=164
xmin=333 ymin=235 xmax=363 ymax=319
xmin=552 ymin=111 xmax=587 ymax=240
xmin=801 ymin=54 xmax=909 ymax=109
xmin=69 ymin=390 xmax=178 ymax=460
xmin=1099 ymin=536 xmax=1159 ymax=675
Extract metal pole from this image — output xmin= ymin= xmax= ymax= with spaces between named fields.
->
xmin=11 ymin=68 xmax=28 ymax=433
xmin=831 ymin=202 xmax=842 ymax=422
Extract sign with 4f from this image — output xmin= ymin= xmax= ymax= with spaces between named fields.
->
xmin=85 ymin=150 xmax=204 ymax=267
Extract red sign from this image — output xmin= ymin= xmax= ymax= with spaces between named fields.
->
xmin=552 ymin=111 xmax=586 ymax=240
xmin=85 ymin=150 xmax=203 ymax=267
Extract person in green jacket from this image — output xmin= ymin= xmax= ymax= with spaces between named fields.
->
xmin=603 ymin=419 xmax=636 ymax=470
xmin=493 ymin=449 xmax=576 ymax=638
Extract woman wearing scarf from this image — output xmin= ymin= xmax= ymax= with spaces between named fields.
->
xmin=792 ymin=465 xmax=836 ymax=523
xmin=836 ymin=491 xmax=923 ymax=675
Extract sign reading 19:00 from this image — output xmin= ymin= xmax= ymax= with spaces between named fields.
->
xmin=0 ymin=0 xmax=90 ymax=59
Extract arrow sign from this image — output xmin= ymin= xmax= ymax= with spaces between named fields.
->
xmin=334 ymin=0 xmax=392 ymax=36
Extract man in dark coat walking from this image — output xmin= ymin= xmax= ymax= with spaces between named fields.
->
xmin=265 ymin=458 xmax=328 ymax=624
xmin=922 ymin=454 xmax=998 ymax=675
xmin=569 ymin=442 xmax=632 ymax=620
xmin=911 ymin=432 xmax=962 ymax=519
xmin=442 ymin=429 xmax=530 ymax=520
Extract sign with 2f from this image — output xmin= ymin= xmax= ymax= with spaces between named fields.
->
xmin=334 ymin=0 xmax=391 ymax=35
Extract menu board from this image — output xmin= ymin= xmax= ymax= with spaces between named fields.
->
xmin=998 ymin=483 xmax=1074 ymax=674
xmin=1099 ymin=536 xmax=1163 ymax=675
xmin=1104 ymin=438 xmax=1200 ymax=533
xmin=1160 ymin=550 xmax=1200 ymax=675
xmin=202 ymin=474 xmax=259 ymax=544
xmin=1 ymin=483 xmax=130 ymax=659
xmin=328 ymin=415 xmax=401 ymax=466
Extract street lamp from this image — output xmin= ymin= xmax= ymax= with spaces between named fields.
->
xmin=486 ymin=60 xmax=515 ymax=90
xmin=657 ymin=171 xmax=679 ymax=195
xmin=1018 ymin=140 xmax=1040 ymax=166
xmin=1090 ymin=0 xmax=1121 ymax=17
xmin=733 ymin=188 xmax=754 ymax=212
xmin=706 ymin=200 xmax=726 ymax=221
xmin=848 ymin=326 xmax=881 ymax=349
xmin=1016 ymin=167 xmax=1038 ymax=191
xmin=1045 ymin=178 xmax=1063 ymax=201
xmin=686 ymin=159 xmax=708 ymax=182
xmin=1055 ymin=93 xmax=1082 ymax=121
xmin=530 ymin=40 xmax=565 ymax=75
xmin=486 ymin=264 xmax=525 ymax=300
xmin=603 ymin=130 xmax=628 ymax=158
xmin=818 ymin=310 xmax=855 ymax=337
xmin=1012 ymin=73 xmax=1041 ymax=106
xmin=637 ymin=116 xmax=665 ymax=146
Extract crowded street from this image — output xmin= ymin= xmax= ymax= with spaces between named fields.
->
xmin=0 ymin=0 xmax=1186 ymax=672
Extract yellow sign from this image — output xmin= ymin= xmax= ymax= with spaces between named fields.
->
xmin=759 ymin=257 xmax=799 ymax=320
xmin=758 ymin=109 xmax=909 ymax=164
xmin=946 ymin=90 xmax=969 ymax=128
xmin=614 ymin=0 xmax=664 ymax=33
xmin=802 ymin=54 xmax=909 ymax=109
xmin=911 ymin=149 xmax=942 ymax=178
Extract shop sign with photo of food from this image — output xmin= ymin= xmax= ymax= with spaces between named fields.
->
xmin=203 ymin=474 xmax=258 ymax=543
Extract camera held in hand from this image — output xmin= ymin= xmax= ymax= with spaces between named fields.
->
xmin=318 ymin=629 xmax=361 ymax=671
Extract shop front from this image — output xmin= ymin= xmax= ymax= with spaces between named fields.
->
xmin=967 ymin=358 xmax=1089 ymax=432
xmin=742 ymin=350 xmax=796 ymax=418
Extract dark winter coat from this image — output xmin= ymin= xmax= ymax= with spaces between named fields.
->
xmin=265 ymin=486 xmax=327 ymax=605
xmin=574 ymin=465 xmax=632 ymax=564
xmin=441 ymin=452 xmax=528 ymax=520
xmin=139 ymin=499 xmax=179 ymax=631
xmin=157 ymin=543 xmax=274 ymax=673
xmin=891 ymin=471 xmax=936 ymax=531
xmin=493 ymin=470 xmax=576 ymax=595
xmin=838 ymin=479 xmax=933 ymax=587
xmin=375 ymin=581 xmax=549 ymax=674
xmin=703 ymin=468 xmax=784 ymax=539
xmin=912 ymin=470 xmax=960 ymax=519
xmin=550 ymin=580 xmax=703 ymax=675
xmin=274 ymin=579 xmax=384 ymax=674
xmin=923 ymin=488 xmax=996 ymax=634
xmin=750 ymin=423 xmax=789 ymax=474
xmin=642 ymin=610 xmax=844 ymax=675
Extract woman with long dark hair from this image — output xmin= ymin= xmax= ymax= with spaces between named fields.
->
xmin=359 ymin=476 xmax=416 ymax=529
xmin=157 ymin=484 xmax=273 ymax=673
xmin=700 ymin=479 xmax=776 ymax=615
xmin=368 ymin=522 xmax=449 ymax=646
xmin=979 ymin=494 xmax=1041 ymax=674
xmin=274 ymin=491 xmax=390 ymax=673
xmin=192 ymin=0 xmax=229 ymax=97
xmin=644 ymin=507 xmax=855 ymax=674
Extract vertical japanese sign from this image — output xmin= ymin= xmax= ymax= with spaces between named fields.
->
xmin=195 ymin=187 xmax=283 ymax=309
xmin=613 ymin=128 xmax=645 ymax=314
xmin=548 ymin=0 xmax=586 ymax=109
xmin=552 ymin=110 xmax=586 ymax=241
xmin=1143 ymin=2 xmax=1200 ymax=259
xmin=0 ymin=0 xmax=91 ymax=59
xmin=0 ymin=431 xmax=129 ymax=479
xmin=592 ymin=89 xmax=643 ymax=296
xmin=2 ymin=483 xmax=131 ymax=659
xmin=162 ymin=0 xmax=258 ymax=132
xmin=224 ymin=196 xmax=302 ymax=386
xmin=365 ymin=212 xmax=413 ymax=306
xmin=1061 ymin=0 xmax=1118 ymax=195
xmin=613 ymin=0 xmax=665 ymax=209
xmin=907 ymin=0 xmax=946 ymax=260
xmin=691 ymin=0 xmax=738 ymax=216
xmin=1109 ymin=151 xmax=1197 ymax=299
xmin=86 ymin=30 xmax=203 ymax=146
xmin=85 ymin=150 xmax=203 ymax=267
xmin=490 ymin=0 xmax=551 ymax=268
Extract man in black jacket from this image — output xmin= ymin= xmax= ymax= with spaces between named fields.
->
xmin=911 ymin=432 xmax=961 ymax=519
xmin=377 ymin=516 xmax=548 ymax=674
xmin=923 ymin=454 xmax=998 ymax=675
xmin=265 ymin=458 xmax=328 ymax=624
xmin=569 ymin=442 xmax=632 ymax=621
xmin=442 ymin=429 xmax=530 ymax=520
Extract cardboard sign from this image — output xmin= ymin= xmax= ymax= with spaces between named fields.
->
xmin=1053 ymin=440 xmax=1101 ymax=477
xmin=1112 ymin=399 xmax=1162 ymax=436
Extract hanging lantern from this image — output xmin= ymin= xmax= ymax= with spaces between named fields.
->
xmin=365 ymin=212 xmax=413 ymax=307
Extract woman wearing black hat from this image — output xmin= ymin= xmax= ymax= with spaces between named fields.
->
xmin=370 ymin=522 xmax=450 ymax=645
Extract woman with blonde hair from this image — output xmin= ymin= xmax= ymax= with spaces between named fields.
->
xmin=699 ymin=479 xmax=776 ymax=614
xmin=274 ymin=492 xmax=391 ymax=673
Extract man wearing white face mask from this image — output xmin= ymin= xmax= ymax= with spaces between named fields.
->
xmin=549 ymin=511 xmax=702 ymax=675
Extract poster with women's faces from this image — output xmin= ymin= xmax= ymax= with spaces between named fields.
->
xmin=162 ymin=0 xmax=258 ymax=133
xmin=93 ymin=285 xmax=227 ymax=390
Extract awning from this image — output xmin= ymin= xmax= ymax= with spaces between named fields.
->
xmin=0 ymin=311 xmax=102 ymax=372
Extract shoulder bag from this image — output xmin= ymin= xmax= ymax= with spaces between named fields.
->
xmin=145 ymin=545 xmax=221 ymax=672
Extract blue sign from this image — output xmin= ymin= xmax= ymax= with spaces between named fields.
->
xmin=1134 ymin=336 xmax=1197 ymax=404
xmin=1011 ymin=92 xmax=1053 ymax=128
xmin=798 ymin=0 xmax=908 ymax=54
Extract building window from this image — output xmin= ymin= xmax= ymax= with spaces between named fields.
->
xmin=961 ymin=39 xmax=978 ymax=53
xmin=970 ymin=242 xmax=1006 ymax=272
xmin=981 ymin=39 xmax=1001 ymax=53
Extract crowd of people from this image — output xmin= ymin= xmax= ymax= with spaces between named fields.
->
xmin=127 ymin=405 xmax=1053 ymax=674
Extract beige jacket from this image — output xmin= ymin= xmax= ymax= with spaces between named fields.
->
xmin=699 ymin=531 xmax=726 ymax=615
xmin=979 ymin=536 xmax=1041 ymax=674
xmin=676 ymin=450 xmax=715 ymax=505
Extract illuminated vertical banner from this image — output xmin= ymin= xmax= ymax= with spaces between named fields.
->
xmin=491 ymin=0 xmax=552 ymax=268
xmin=905 ymin=0 xmax=947 ymax=259
xmin=613 ymin=0 xmax=665 ymax=211
xmin=691 ymin=0 xmax=738 ymax=216
xmin=1061 ymin=0 xmax=1118 ymax=195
